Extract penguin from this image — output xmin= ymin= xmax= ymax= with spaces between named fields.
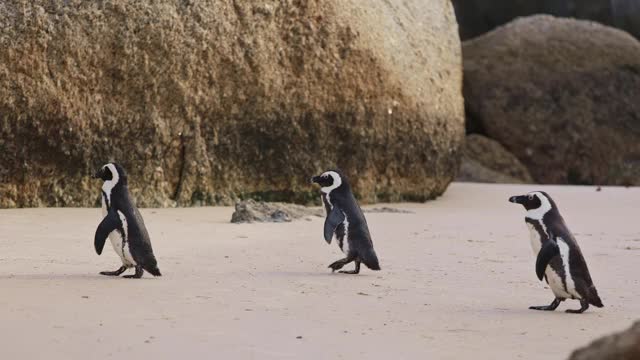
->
xmin=92 ymin=163 xmax=161 ymax=279
xmin=509 ymin=191 xmax=603 ymax=313
xmin=310 ymin=170 xmax=381 ymax=274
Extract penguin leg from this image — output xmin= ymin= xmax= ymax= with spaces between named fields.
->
xmin=565 ymin=299 xmax=589 ymax=314
xmin=328 ymin=257 xmax=354 ymax=272
xmin=339 ymin=260 xmax=361 ymax=275
xmin=123 ymin=265 xmax=144 ymax=279
xmin=99 ymin=266 xmax=127 ymax=277
xmin=529 ymin=297 xmax=563 ymax=311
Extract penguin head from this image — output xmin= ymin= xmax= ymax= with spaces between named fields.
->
xmin=93 ymin=163 xmax=128 ymax=186
xmin=509 ymin=191 xmax=556 ymax=217
xmin=311 ymin=170 xmax=346 ymax=194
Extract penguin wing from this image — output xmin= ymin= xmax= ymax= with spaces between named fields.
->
xmin=535 ymin=235 xmax=560 ymax=281
xmin=324 ymin=206 xmax=345 ymax=244
xmin=94 ymin=211 xmax=120 ymax=255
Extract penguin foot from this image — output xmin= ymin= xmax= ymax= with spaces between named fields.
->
xmin=328 ymin=257 xmax=353 ymax=272
xmin=328 ymin=263 xmax=345 ymax=272
xmin=565 ymin=299 xmax=589 ymax=314
xmin=100 ymin=266 xmax=127 ymax=277
xmin=123 ymin=266 xmax=144 ymax=279
xmin=529 ymin=297 xmax=563 ymax=311
xmin=338 ymin=261 xmax=361 ymax=274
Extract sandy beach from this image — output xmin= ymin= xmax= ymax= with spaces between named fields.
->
xmin=0 ymin=183 xmax=638 ymax=359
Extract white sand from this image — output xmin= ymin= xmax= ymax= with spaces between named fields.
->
xmin=0 ymin=183 xmax=638 ymax=359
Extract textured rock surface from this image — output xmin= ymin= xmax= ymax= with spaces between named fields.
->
xmin=463 ymin=16 xmax=640 ymax=186
xmin=364 ymin=207 xmax=414 ymax=214
xmin=230 ymin=199 xmax=322 ymax=223
xmin=457 ymin=160 xmax=521 ymax=184
xmin=0 ymin=0 xmax=464 ymax=208
xmin=569 ymin=321 xmax=640 ymax=360
xmin=452 ymin=0 xmax=640 ymax=40
xmin=457 ymin=134 xmax=533 ymax=184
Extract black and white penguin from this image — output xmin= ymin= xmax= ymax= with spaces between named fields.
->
xmin=92 ymin=163 xmax=161 ymax=279
xmin=311 ymin=170 xmax=381 ymax=274
xmin=509 ymin=191 xmax=603 ymax=313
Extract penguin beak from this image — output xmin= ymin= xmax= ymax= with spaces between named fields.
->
xmin=310 ymin=176 xmax=320 ymax=184
xmin=509 ymin=195 xmax=525 ymax=204
xmin=92 ymin=168 xmax=103 ymax=179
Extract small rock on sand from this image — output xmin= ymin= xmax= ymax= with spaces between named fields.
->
xmin=365 ymin=207 xmax=414 ymax=214
xmin=231 ymin=200 xmax=323 ymax=224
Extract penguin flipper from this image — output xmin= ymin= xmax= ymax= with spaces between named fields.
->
xmin=95 ymin=211 xmax=120 ymax=255
xmin=324 ymin=206 xmax=345 ymax=244
xmin=536 ymin=239 xmax=560 ymax=281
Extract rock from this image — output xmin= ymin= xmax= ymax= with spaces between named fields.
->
xmin=0 ymin=0 xmax=464 ymax=208
xmin=457 ymin=134 xmax=533 ymax=183
xmin=457 ymin=159 xmax=524 ymax=184
xmin=569 ymin=321 xmax=640 ymax=360
xmin=463 ymin=16 xmax=640 ymax=186
xmin=452 ymin=0 xmax=640 ymax=40
xmin=364 ymin=207 xmax=414 ymax=214
xmin=230 ymin=199 xmax=323 ymax=223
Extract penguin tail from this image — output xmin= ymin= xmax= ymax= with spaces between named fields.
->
xmin=361 ymin=249 xmax=381 ymax=271
xmin=587 ymin=286 xmax=603 ymax=308
xmin=144 ymin=264 xmax=162 ymax=277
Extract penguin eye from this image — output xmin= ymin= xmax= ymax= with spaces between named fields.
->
xmin=528 ymin=195 xmax=534 ymax=200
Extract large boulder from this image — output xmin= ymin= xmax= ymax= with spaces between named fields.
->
xmin=452 ymin=0 xmax=640 ymax=40
xmin=0 ymin=0 xmax=464 ymax=208
xmin=463 ymin=15 xmax=640 ymax=186
xmin=569 ymin=321 xmax=640 ymax=360
xmin=457 ymin=134 xmax=533 ymax=183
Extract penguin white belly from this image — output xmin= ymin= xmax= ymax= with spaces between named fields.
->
xmin=327 ymin=201 xmax=350 ymax=255
xmin=107 ymin=211 xmax=136 ymax=267
xmin=527 ymin=224 xmax=573 ymax=299
xmin=557 ymin=237 xmax=581 ymax=299
xmin=340 ymin=214 xmax=350 ymax=255
xmin=527 ymin=223 xmax=542 ymax=254
xmin=101 ymin=195 xmax=107 ymax=218
xmin=546 ymin=268 xmax=572 ymax=299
